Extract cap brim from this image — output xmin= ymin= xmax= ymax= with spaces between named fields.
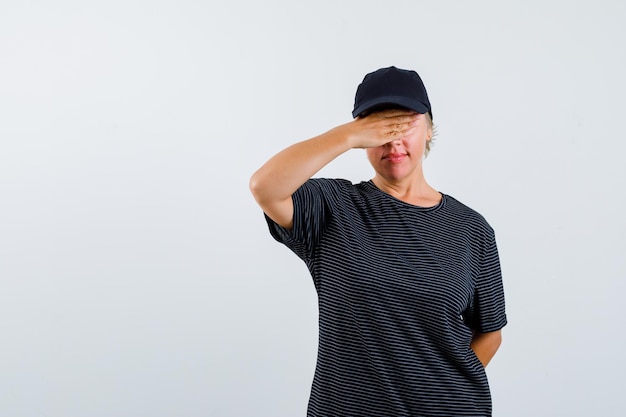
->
xmin=352 ymin=95 xmax=430 ymax=118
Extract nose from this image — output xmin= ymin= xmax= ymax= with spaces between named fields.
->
xmin=385 ymin=137 xmax=402 ymax=147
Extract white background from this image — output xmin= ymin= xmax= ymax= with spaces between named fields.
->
xmin=1 ymin=1 xmax=625 ymax=416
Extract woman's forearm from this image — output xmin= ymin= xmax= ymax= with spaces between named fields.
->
xmin=249 ymin=125 xmax=353 ymax=207
xmin=470 ymin=330 xmax=502 ymax=368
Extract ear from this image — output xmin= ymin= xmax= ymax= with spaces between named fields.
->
xmin=425 ymin=113 xmax=434 ymax=141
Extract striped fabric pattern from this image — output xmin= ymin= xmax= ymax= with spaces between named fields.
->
xmin=266 ymin=178 xmax=507 ymax=417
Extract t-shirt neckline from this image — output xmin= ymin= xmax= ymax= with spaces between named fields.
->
xmin=363 ymin=180 xmax=446 ymax=212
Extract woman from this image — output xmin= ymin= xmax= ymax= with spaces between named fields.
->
xmin=249 ymin=66 xmax=507 ymax=416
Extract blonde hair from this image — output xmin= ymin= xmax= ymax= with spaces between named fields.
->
xmin=424 ymin=112 xmax=437 ymax=157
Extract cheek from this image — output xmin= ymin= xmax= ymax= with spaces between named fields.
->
xmin=365 ymin=148 xmax=383 ymax=166
xmin=405 ymin=130 xmax=428 ymax=149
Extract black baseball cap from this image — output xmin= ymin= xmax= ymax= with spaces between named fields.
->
xmin=352 ymin=66 xmax=432 ymax=120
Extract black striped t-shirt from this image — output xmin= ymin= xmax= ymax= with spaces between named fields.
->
xmin=266 ymin=178 xmax=507 ymax=417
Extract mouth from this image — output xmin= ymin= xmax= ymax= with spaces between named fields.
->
xmin=383 ymin=153 xmax=407 ymax=163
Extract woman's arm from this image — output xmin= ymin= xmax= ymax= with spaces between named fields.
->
xmin=249 ymin=125 xmax=353 ymax=229
xmin=470 ymin=330 xmax=502 ymax=368
xmin=249 ymin=111 xmax=419 ymax=229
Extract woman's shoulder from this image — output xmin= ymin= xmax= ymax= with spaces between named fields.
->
xmin=302 ymin=178 xmax=356 ymax=196
xmin=441 ymin=193 xmax=494 ymax=233
xmin=307 ymin=177 xmax=354 ymax=188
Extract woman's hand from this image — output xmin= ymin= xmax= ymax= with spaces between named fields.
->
xmin=343 ymin=110 xmax=421 ymax=149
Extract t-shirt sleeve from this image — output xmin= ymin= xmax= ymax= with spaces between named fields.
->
xmin=265 ymin=179 xmax=337 ymax=263
xmin=464 ymin=229 xmax=508 ymax=333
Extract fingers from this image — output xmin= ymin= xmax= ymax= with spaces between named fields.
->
xmin=380 ymin=112 xmax=420 ymax=129
xmin=384 ymin=125 xmax=416 ymax=140
xmin=350 ymin=111 xmax=421 ymax=148
xmin=383 ymin=115 xmax=419 ymax=138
